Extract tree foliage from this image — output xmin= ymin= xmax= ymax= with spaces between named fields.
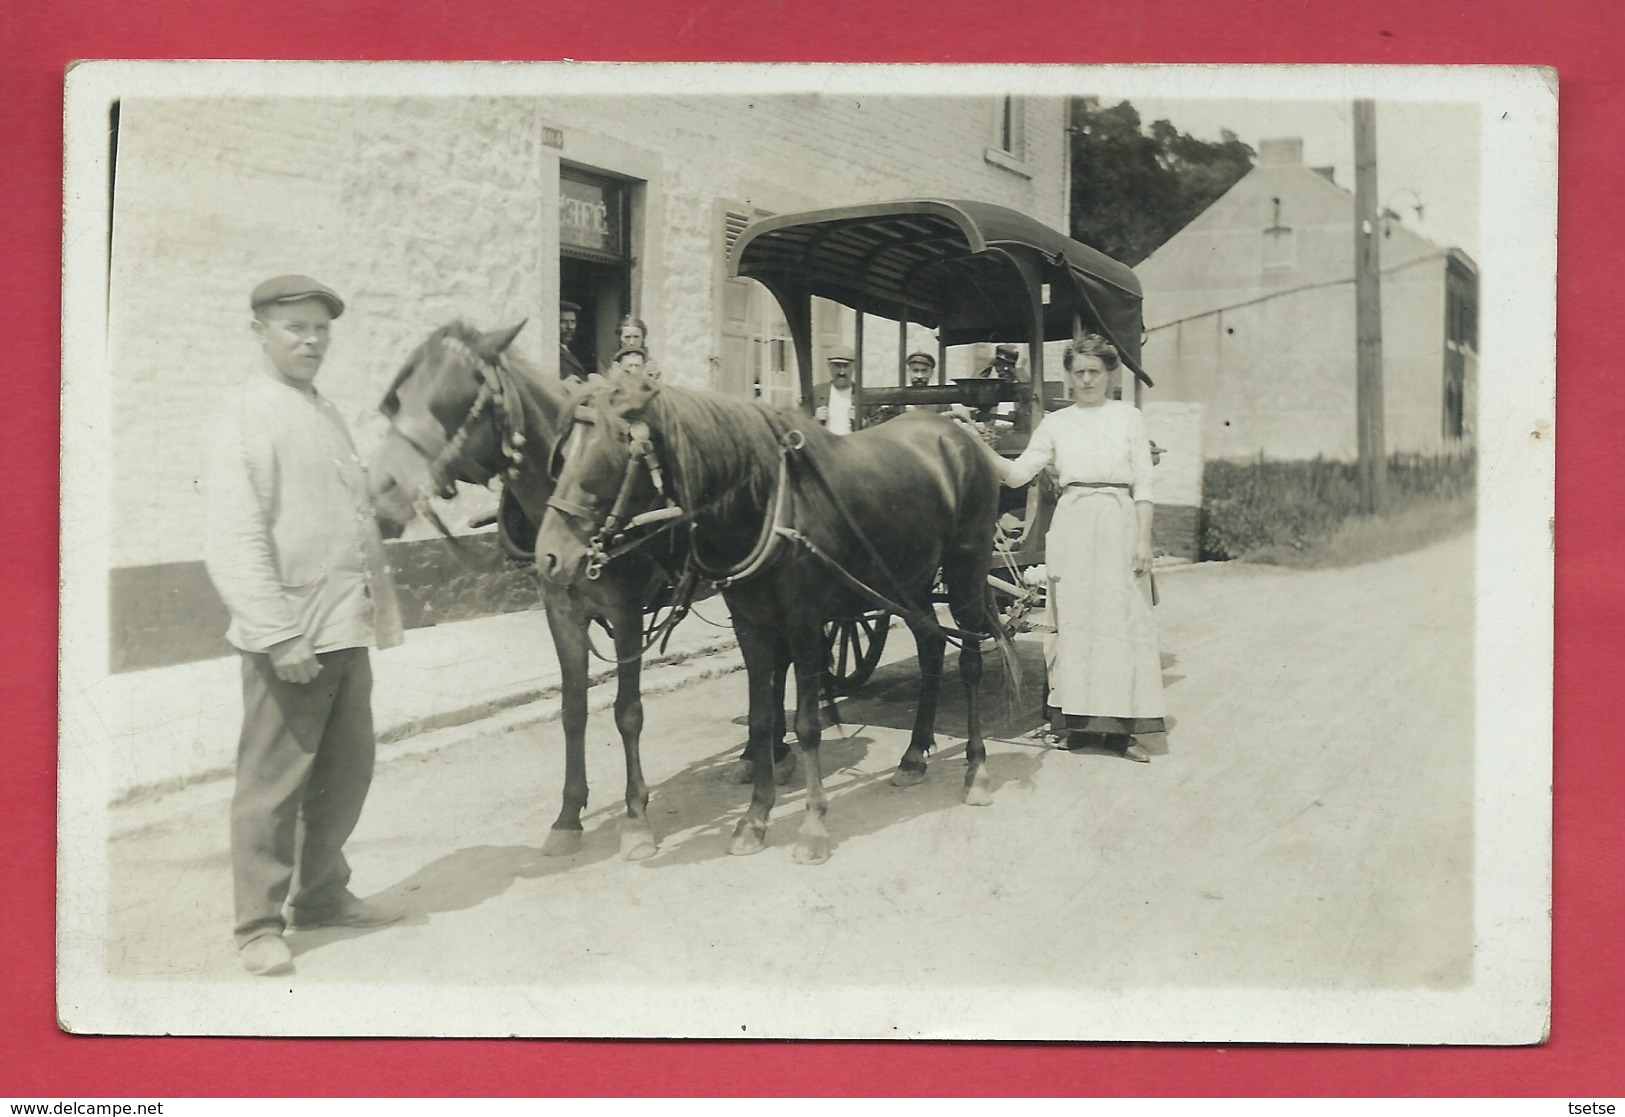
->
xmin=1069 ymin=98 xmax=1255 ymax=267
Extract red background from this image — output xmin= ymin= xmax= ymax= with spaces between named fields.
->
xmin=3 ymin=0 xmax=1617 ymax=1097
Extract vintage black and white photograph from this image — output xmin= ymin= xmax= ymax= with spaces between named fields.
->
xmin=57 ymin=62 xmax=1554 ymax=1040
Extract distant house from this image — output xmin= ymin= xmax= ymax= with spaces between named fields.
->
xmin=1137 ymin=137 xmax=1478 ymax=462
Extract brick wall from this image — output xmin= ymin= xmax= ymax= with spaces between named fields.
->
xmin=106 ymin=93 xmax=1067 ymax=669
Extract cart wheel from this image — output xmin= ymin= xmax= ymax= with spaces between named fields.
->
xmin=823 ymin=611 xmax=890 ymax=696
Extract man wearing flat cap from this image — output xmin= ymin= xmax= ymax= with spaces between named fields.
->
xmin=811 ymin=345 xmax=858 ymax=435
xmin=905 ymin=350 xmax=937 ymax=388
xmin=979 ymin=343 xmax=1022 ymax=383
xmin=558 ymin=300 xmax=591 ymax=384
xmin=202 ymin=274 xmax=405 ymax=977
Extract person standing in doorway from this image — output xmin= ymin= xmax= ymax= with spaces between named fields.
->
xmin=558 ymin=299 xmax=591 ymax=384
xmin=607 ymin=315 xmax=660 ymax=380
xmin=811 ymin=345 xmax=857 ymax=435
xmin=203 ymin=274 xmax=407 ymax=977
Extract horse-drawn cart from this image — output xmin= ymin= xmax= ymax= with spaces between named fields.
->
xmin=728 ymin=198 xmax=1153 ymax=693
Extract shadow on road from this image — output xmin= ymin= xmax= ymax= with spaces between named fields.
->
xmin=374 ymin=636 xmax=1169 ymax=917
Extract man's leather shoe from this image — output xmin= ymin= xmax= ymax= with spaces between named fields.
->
xmin=288 ymin=892 xmax=403 ymax=931
xmin=239 ymin=933 xmax=293 ymax=976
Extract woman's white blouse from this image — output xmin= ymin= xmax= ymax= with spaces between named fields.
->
xmin=1002 ymin=400 xmax=1155 ymax=500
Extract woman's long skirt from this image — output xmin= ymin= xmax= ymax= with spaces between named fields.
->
xmin=1043 ymin=489 xmax=1167 ymax=735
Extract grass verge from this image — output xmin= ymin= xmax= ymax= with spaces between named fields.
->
xmin=1243 ymin=493 xmax=1475 ymax=569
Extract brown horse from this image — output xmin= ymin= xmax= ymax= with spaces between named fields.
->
xmin=534 ymin=374 xmax=1015 ymax=864
xmin=369 ymin=320 xmax=703 ymax=861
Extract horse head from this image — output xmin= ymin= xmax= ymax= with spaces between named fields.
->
xmin=367 ymin=319 xmax=528 ymax=538
xmin=534 ymin=370 xmax=664 ymax=586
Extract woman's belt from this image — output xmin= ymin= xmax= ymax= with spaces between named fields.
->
xmin=1063 ymin=481 xmax=1132 ymax=492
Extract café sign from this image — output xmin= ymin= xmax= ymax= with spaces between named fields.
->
xmin=560 ymin=175 xmax=623 ymax=256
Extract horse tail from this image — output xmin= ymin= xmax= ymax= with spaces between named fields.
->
xmin=983 ymin=583 xmax=1024 ymax=720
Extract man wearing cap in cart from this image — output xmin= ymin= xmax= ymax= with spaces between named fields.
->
xmin=905 ymin=350 xmax=943 ymax=411
xmin=811 ymin=344 xmax=858 ymax=435
xmin=979 ymin=342 xmax=1022 ymax=384
xmin=202 ymin=275 xmax=407 ymax=977
xmin=971 ymin=343 xmax=1025 ymax=428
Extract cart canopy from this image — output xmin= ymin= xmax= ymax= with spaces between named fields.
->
xmin=730 ymin=198 xmax=1148 ymax=383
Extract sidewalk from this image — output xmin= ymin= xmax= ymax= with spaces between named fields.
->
xmin=92 ymin=558 xmax=1204 ymax=808
xmin=95 ymin=596 xmax=742 ymax=806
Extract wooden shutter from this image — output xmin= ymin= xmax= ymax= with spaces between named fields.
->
xmin=715 ymin=202 xmax=757 ymax=399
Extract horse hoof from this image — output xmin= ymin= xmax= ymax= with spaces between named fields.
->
xmin=773 ymin=752 xmax=798 ymax=786
xmin=541 ymin=828 xmax=583 ymax=857
xmin=722 ymin=759 xmax=755 ymax=785
xmin=729 ymin=820 xmax=768 ymax=856
xmin=891 ymin=766 xmax=927 ymax=788
xmin=794 ymin=837 xmax=831 ymax=865
xmin=963 ymin=771 xmax=994 ymax=807
xmin=620 ymin=826 xmax=658 ymax=861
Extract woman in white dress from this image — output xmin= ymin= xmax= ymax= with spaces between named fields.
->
xmin=962 ymin=335 xmax=1165 ymax=762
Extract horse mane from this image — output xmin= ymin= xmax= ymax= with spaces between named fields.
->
xmin=643 ymin=385 xmax=786 ymax=519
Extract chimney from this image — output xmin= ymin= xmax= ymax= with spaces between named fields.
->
xmin=1258 ymin=137 xmax=1304 ymax=165
xmin=1311 ymin=165 xmax=1336 ymax=183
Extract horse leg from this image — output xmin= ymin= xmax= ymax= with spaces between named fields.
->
xmin=610 ymin=597 xmax=657 ymax=861
xmin=729 ymin=618 xmax=780 ymax=856
xmin=770 ymin=641 xmax=798 ymax=786
xmin=787 ymin=627 xmax=832 ymax=864
xmin=946 ymin=564 xmax=995 ymax=806
xmin=541 ymin=585 xmax=590 ymax=856
xmin=891 ymin=610 xmax=947 ymax=788
xmin=723 ymin=638 xmax=796 ymax=787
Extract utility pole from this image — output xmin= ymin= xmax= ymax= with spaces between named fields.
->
xmin=1353 ymin=99 xmax=1388 ymax=513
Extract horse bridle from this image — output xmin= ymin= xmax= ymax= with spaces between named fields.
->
xmin=547 ymin=403 xmax=687 ymax=580
xmin=391 ymin=333 xmax=532 ymax=508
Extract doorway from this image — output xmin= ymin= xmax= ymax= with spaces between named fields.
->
xmin=560 ymin=167 xmax=633 ymax=374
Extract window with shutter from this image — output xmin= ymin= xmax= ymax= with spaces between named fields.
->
xmin=714 ymin=200 xmax=798 ymax=403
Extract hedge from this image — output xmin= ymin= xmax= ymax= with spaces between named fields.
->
xmin=1199 ymin=449 xmax=1476 ymax=561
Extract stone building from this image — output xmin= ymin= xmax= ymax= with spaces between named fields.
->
xmin=1136 ymin=137 xmax=1479 ymax=463
xmin=106 ymin=93 xmax=1076 ymax=670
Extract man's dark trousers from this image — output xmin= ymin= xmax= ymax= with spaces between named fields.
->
xmin=231 ymin=647 xmax=376 ymax=946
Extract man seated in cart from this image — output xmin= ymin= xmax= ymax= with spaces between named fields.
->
xmin=865 ymin=351 xmax=944 ymax=425
xmin=811 ymin=345 xmax=857 ymax=435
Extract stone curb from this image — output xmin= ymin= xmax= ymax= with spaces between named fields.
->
xmin=108 ymin=630 xmax=742 ymax=812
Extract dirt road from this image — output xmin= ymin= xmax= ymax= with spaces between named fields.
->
xmin=103 ymin=531 xmax=1474 ymax=1032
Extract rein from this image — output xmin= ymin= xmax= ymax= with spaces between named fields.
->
xmin=771 ymin=443 xmax=989 ymax=648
